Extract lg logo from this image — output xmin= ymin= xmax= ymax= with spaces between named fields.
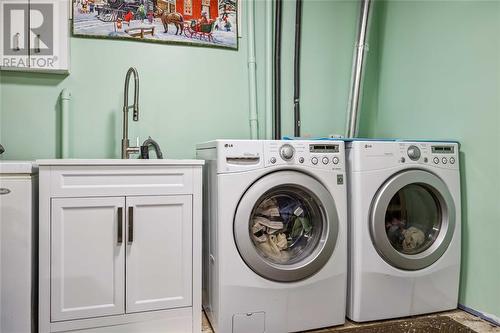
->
xmin=3 ymin=2 xmax=53 ymax=56
xmin=224 ymin=144 xmax=234 ymax=148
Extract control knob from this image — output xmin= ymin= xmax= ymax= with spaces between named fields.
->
xmin=407 ymin=145 xmax=421 ymax=161
xmin=280 ymin=144 xmax=295 ymax=161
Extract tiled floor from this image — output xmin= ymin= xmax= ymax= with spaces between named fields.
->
xmin=202 ymin=309 xmax=500 ymax=333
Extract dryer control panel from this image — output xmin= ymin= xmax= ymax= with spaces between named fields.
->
xmin=264 ymin=140 xmax=345 ymax=171
xmin=397 ymin=142 xmax=459 ymax=169
xmin=346 ymin=141 xmax=459 ymax=172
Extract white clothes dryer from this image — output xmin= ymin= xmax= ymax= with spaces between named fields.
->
xmin=346 ymin=140 xmax=461 ymax=322
xmin=196 ymin=140 xmax=347 ymax=333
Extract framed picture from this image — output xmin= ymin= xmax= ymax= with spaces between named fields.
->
xmin=72 ymin=0 xmax=238 ymax=49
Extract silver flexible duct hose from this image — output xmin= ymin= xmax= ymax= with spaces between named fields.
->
xmin=346 ymin=0 xmax=373 ymax=138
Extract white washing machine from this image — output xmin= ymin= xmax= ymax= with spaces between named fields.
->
xmin=196 ymin=140 xmax=347 ymax=333
xmin=346 ymin=140 xmax=461 ymax=322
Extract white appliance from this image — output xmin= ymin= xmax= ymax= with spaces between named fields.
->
xmin=196 ymin=140 xmax=347 ymax=333
xmin=0 ymin=161 xmax=38 ymax=333
xmin=346 ymin=140 xmax=461 ymax=322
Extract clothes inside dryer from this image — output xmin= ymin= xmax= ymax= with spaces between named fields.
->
xmin=249 ymin=187 xmax=323 ymax=264
xmin=385 ymin=184 xmax=442 ymax=254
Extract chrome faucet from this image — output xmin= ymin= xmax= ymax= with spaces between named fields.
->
xmin=121 ymin=67 xmax=140 ymax=159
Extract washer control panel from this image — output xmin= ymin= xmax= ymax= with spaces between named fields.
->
xmin=265 ymin=141 xmax=344 ymax=171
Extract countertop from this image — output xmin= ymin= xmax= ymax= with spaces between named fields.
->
xmin=0 ymin=161 xmax=38 ymax=174
xmin=36 ymin=159 xmax=204 ymax=166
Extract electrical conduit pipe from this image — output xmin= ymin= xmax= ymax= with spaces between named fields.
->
xmin=60 ymin=88 xmax=71 ymax=158
xmin=247 ymin=0 xmax=259 ymax=139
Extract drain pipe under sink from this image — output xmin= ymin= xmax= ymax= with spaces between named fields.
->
xmin=247 ymin=0 xmax=259 ymax=140
xmin=60 ymin=88 xmax=71 ymax=158
xmin=345 ymin=0 xmax=373 ymax=138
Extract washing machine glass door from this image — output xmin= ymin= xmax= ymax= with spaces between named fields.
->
xmin=370 ymin=169 xmax=456 ymax=270
xmin=234 ymin=171 xmax=339 ymax=282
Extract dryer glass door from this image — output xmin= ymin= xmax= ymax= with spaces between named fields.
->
xmin=234 ymin=171 xmax=339 ymax=282
xmin=370 ymin=170 xmax=456 ymax=270
xmin=385 ymin=184 xmax=441 ymax=255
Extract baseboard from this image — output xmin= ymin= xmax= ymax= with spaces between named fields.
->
xmin=458 ymin=304 xmax=500 ymax=327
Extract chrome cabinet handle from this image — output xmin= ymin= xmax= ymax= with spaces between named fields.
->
xmin=128 ymin=207 xmax=134 ymax=243
xmin=34 ymin=34 xmax=41 ymax=53
xmin=0 ymin=188 xmax=11 ymax=195
xmin=117 ymin=207 xmax=123 ymax=244
xmin=13 ymin=33 xmax=20 ymax=51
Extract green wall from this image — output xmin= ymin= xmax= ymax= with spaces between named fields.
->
xmin=360 ymin=0 xmax=500 ymax=321
xmin=0 ymin=0 xmax=358 ymax=160
xmin=2 ymin=0 xmax=498 ymax=324
xmin=280 ymin=0 xmax=356 ymax=137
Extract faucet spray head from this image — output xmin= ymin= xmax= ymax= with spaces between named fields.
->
xmin=132 ymin=69 xmax=139 ymax=121
xmin=133 ymin=106 xmax=139 ymax=121
xmin=124 ymin=67 xmax=139 ymax=121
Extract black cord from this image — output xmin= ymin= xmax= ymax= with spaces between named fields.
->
xmin=274 ymin=0 xmax=282 ymax=140
xmin=293 ymin=0 xmax=303 ymax=137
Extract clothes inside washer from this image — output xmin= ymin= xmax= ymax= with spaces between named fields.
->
xmin=257 ymin=198 xmax=281 ymax=218
xmin=250 ymin=195 xmax=313 ymax=263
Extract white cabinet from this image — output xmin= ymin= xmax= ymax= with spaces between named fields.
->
xmin=0 ymin=162 xmax=38 ymax=333
xmin=50 ymin=197 xmax=125 ymax=321
xmin=0 ymin=0 xmax=69 ymax=73
xmin=126 ymin=195 xmax=193 ymax=313
xmin=0 ymin=0 xmax=29 ymax=69
xmin=38 ymin=160 xmax=203 ymax=333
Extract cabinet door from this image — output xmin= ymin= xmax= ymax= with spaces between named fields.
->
xmin=51 ymin=197 xmax=125 ymax=321
xmin=0 ymin=178 xmax=34 ymax=333
xmin=126 ymin=195 xmax=192 ymax=313
xmin=29 ymin=0 xmax=69 ymax=72
xmin=0 ymin=0 xmax=30 ymax=69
